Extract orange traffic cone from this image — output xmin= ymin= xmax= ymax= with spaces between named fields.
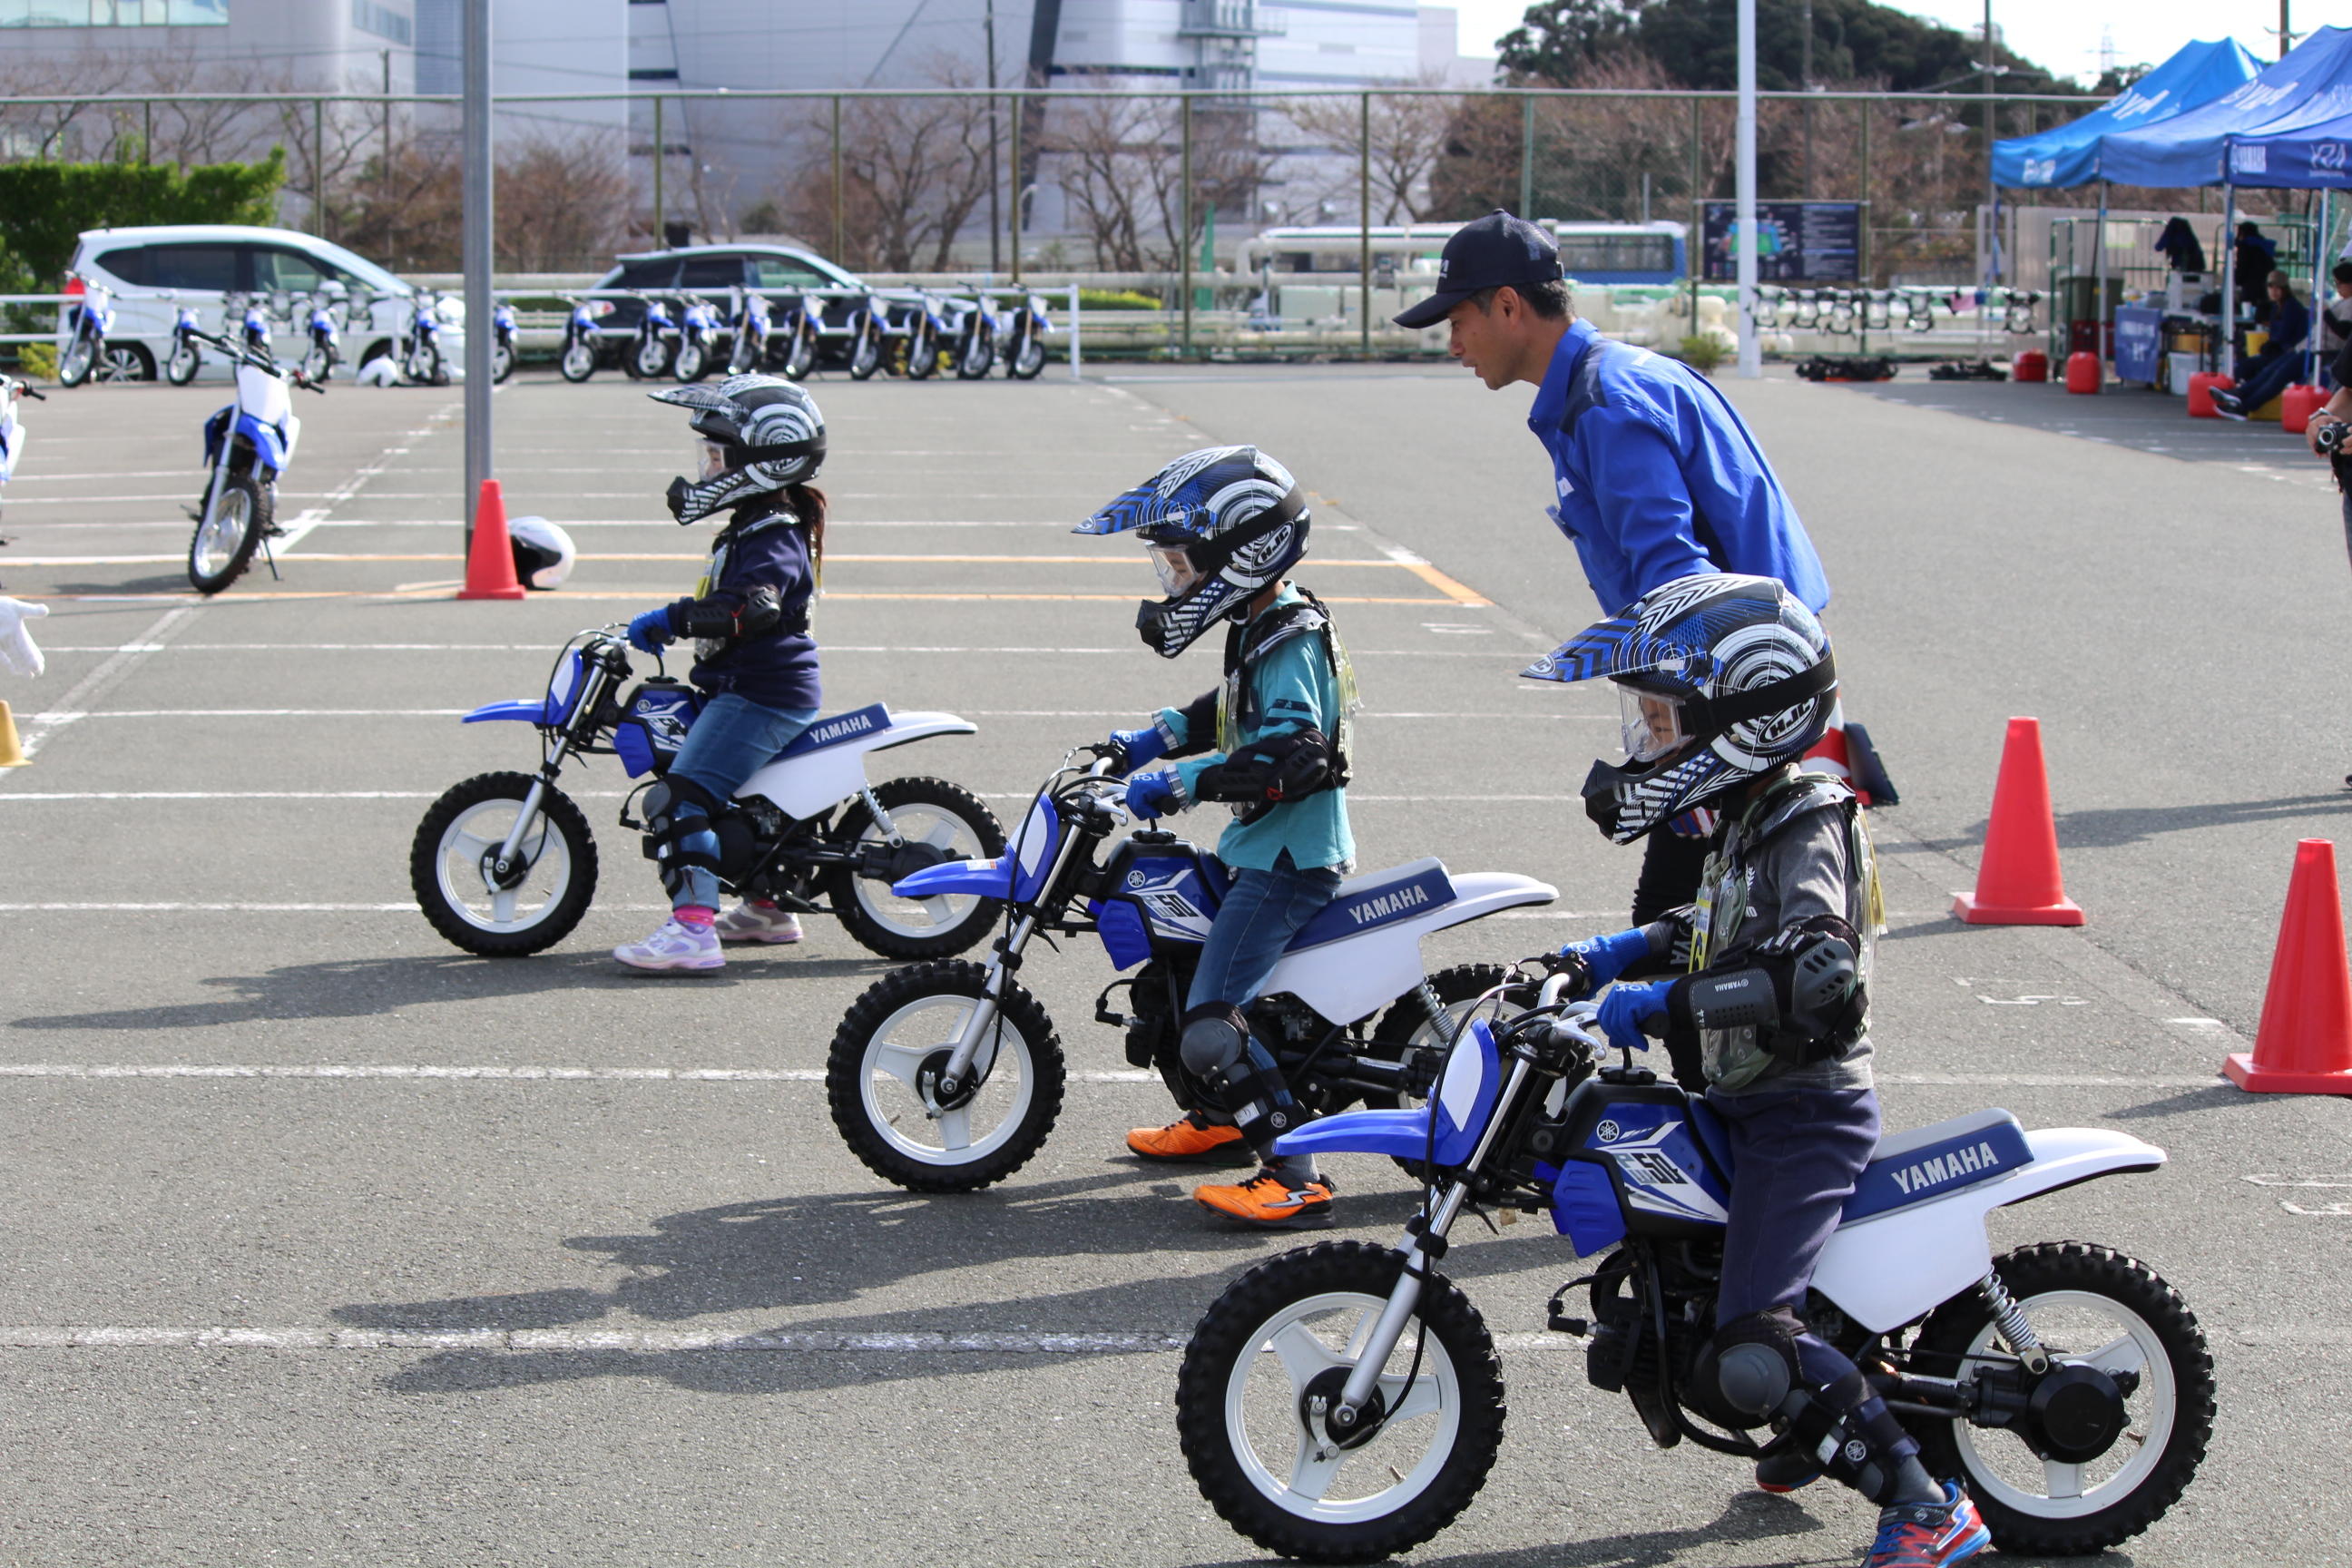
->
xmin=1952 ymin=716 xmax=2083 ymax=926
xmin=2226 ymin=839 xmax=2352 ymax=1094
xmin=0 ymin=700 xmax=26 ymax=767
xmin=456 ymin=478 xmax=525 ymax=601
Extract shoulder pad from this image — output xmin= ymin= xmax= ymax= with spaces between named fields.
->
xmin=727 ymin=508 xmax=794 ymax=541
xmin=1747 ymin=773 xmax=1857 ymax=845
xmin=1239 ymin=602 xmax=1328 ymax=663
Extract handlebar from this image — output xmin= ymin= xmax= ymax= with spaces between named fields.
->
xmin=5 ymin=378 xmax=46 ymax=401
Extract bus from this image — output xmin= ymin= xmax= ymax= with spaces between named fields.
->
xmin=1232 ymin=220 xmax=1689 ymax=286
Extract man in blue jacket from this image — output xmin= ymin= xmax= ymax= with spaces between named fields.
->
xmin=1395 ymin=211 xmax=1835 ymax=922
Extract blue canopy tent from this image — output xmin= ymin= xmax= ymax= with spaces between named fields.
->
xmin=1992 ymin=38 xmax=2260 ymax=190
xmin=2220 ymin=105 xmax=2352 ymax=189
xmin=2101 ymin=27 xmax=2352 ymax=188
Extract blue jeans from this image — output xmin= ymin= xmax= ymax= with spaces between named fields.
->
xmin=1187 ymin=852 xmax=1343 ymax=1012
xmin=2231 ymin=351 xmax=2303 ymax=413
xmin=662 ymin=693 xmax=818 ymax=910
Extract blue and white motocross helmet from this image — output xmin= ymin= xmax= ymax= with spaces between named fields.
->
xmin=1523 ymin=572 xmax=1838 ymax=842
xmin=1074 ymin=446 xmax=1308 ymax=658
xmin=648 ymin=374 xmax=825 ymax=524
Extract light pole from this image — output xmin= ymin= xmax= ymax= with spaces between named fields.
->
xmin=1983 ymin=0 xmax=1998 ymax=286
xmin=461 ymin=0 xmax=493 ymax=537
xmin=1735 ymin=0 xmax=1759 ymax=377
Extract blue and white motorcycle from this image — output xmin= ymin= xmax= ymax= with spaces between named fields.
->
xmin=400 ymin=289 xmax=450 ymax=385
xmin=491 ymin=299 xmax=519 ymax=384
xmin=726 ymin=286 xmax=774 ymax=376
xmin=672 ymin=293 xmax=721 ymax=383
xmin=162 ymin=294 xmax=205 ymax=385
xmin=182 ymin=327 xmax=323 ymax=594
xmin=823 ymin=749 xmax=1557 ymax=1193
xmin=559 ymin=294 xmax=610 ymax=382
xmin=997 ymin=288 xmax=1051 ymax=379
xmin=410 ymin=627 xmax=1007 ymax=960
xmin=299 ymin=289 xmax=344 ymax=383
xmin=55 ymin=277 xmax=131 ymax=387
xmin=844 ymin=290 xmax=887 ymax=381
xmin=1175 ymin=965 xmax=2214 ymax=1564
xmin=625 ymin=292 xmax=679 ymax=380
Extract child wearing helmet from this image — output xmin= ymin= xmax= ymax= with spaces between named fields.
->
xmin=1078 ymin=446 xmax=1358 ymax=1230
xmin=612 ymin=374 xmax=829 ymax=973
xmin=1534 ymin=574 xmax=1987 ymax=1568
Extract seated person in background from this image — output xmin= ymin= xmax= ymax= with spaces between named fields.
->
xmin=2237 ymin=221 xmax=2279 ymax=313
xmin=2213 ymin=271 xmax=2313 ymax=421
xmin=2320 ymin=261 xmax=2352 ymax=387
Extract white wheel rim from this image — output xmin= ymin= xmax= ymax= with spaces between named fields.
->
xmin=850 ymin=803 xmax=990 ymax=941
xmin=856 ymin=992 xmax=1034 ymax=1167
xmin=431 ymin=798 xmax=572 ymax=934
xmin=191 ymin=487 xmax=250 ymax=577
xmin=170 ymin=347 xmax=196 ymax=378
xmin=1223 ymin=1289 xmax=1461 ymax=1524
xmin=564 ymin=343 xmax=593 ymax=376
xmin=1947 ymin=1288 xmax=2178 ymax=1519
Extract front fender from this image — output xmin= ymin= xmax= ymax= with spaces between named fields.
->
xmin=1273 ymin=1017 xmax=1500 ymax=1168
xmin=462 ymin=700 xmax=549 ymax=724
xmin=892 ymin=856 xmax=1015 ymax=900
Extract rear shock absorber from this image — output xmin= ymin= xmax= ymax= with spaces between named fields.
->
xmin=1978 ymin=1269 xmax=2050 ymax=1375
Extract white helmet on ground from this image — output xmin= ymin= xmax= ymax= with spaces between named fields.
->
xmin=507 ymin=515 xmax=575 ymax=591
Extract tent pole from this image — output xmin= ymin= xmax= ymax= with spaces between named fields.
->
xmin=2093 ymin=181 xmax=2107 ymax=369
xmin=2220 ymin=182 xmax=2237 ymax=377
xmin=2314 ymin=189 xmax=2329 ymax=388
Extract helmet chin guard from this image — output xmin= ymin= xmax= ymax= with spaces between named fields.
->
xmin=1524 ymin=573 xmax=1837 ymax=842
xmin=1075 ymin=446 xmax=1310 ymax=658
xmin=649 ymin=375 xmax=825 ymax=524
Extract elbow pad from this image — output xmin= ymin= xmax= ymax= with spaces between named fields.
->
xmin=675 ymin=584 xmax=784 ymax=642
xmin=1167 ymin=690 xmax=1219 ymax=758
xmin=1191 ymin=727 xmax=1338 ymax=823
xmin=1667 ymin=916 xmax=1866 ymax=1069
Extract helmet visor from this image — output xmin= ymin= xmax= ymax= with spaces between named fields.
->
xmin=1618 ymin=682 xmax=1690 ymax=764
xmin=1147 ymin=541 xmax=1202 ymax=598
xmin=697 ymin=438 xmax=730 ymax=482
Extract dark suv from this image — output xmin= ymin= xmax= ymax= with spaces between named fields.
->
xmin=589 ymin=244 xmax=870 ymax=366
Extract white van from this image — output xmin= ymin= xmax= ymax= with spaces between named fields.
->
xmin=64 ymin=224 xmax=464 ymax=378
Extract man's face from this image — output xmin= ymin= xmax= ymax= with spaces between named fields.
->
xmin=1446 ymin=292 xmax=1524 ymax=390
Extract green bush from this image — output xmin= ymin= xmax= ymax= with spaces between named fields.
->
xmin=0 ymin=152 xmax=285 ymax=289
xmin=1676 ymin=334 xmax=1726 ymax=374
xmin=1076 ymin=288 xmax=1161 ymax=311
xmin=14 ymin=343 xmax=57 ymax=381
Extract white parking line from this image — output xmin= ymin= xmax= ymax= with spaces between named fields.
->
xmin=0 ymin=1327 xmax=1195 ymax=1355
xmin=21 ymin=709 xmax=1603 ymax=723
xmin=33 ymin=642 xmax=1543 ymax=658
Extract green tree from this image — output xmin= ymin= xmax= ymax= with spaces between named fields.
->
xmin=0 ymin=151 xmax=284 ymax=289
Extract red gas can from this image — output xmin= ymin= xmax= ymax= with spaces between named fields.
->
xmin=2282 ymin=383 xmax=2328 ymax=435
xmin=2064 ymin=351 xmax=2102 ymax=395
xmin=2187 ymin=371 xmax=2236 ymax=418
xmin=2012 ymin=350 xmax=2048 ymax=383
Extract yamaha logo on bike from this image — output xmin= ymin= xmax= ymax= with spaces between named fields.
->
xmin=1596 ymin=1120 xmax=1622 ymax=1142
xmin=1126 ymin=870 xmax=1148 ymax=889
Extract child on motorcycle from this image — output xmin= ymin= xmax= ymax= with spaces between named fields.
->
xmin=612 ymin=374 xmax=828 ymax=973
xmin=1536 ymin=573 xmax=1989 ymax=1568
xmin=1078 ymin=446 xmax=1358 ymax=1230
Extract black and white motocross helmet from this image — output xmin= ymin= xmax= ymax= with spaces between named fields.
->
xmin=647 ymin=374 xmax=826 ymax=524
xmin=1073 ymin=446 xmax=1309 ymax=658
xmin=1523 ymin=573 xmax=1838 ymax=842
xmin=507 ymin=515 xmax=574 ymax=591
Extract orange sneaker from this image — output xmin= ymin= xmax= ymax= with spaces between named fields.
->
xmin=1195 ymin=1168 xmax=1336 ymax=1229
xmin=1126 ymin=1112 xmax=1252 ymax=1163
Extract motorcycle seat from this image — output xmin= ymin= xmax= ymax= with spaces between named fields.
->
xmin=1843 ymin=1107 xmax=2031 ymax=1222
xmin=1282 ymin=858 xmax=1456 ymax=952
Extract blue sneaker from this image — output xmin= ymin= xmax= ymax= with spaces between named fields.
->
xmin=1866 ymin=1482 xmax=1990 ymax=1568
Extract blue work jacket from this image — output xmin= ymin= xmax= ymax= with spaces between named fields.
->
xmin=1528 ymin=318 xmax=1830 ymax=615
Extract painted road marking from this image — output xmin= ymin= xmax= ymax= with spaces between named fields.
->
xmin=3 ymin=603 xmax=199 ymax=763
xmin=21 ymin=590 xmax=1479 ymax=606
xmin=18 ymin=708 xmax=1592 ymax=723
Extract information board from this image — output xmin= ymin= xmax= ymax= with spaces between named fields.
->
xmin=2112 ymin=305 xmax=2163 ymax=384
xmin=1700 ymin=201 xmax=1865 ymax=284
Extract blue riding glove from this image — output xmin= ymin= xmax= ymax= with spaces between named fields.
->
xmin=1557 ymin=927 xmax=1652 ymax=999
xmin=1123 ymin=770 xmax=1180 ymax=820
xmin=626 ymin=607 xmax=676 ymax=654
xmin=1595 ymin=980 xmax=1670 ymax=1055
xmin=1106 ymin=725 xmax=1169 ymax=775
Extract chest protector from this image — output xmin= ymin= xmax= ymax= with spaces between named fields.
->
xmin=691 ymin=504 xmax=811 ymax=664
xmin=1177 ymin=589 xmax=1360 ymax=825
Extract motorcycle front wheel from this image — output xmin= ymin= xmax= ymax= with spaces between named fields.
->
xmin=906 ymin=321 xmax=940 ymax=379
xmin=672 ymin=337 xmax=709 ymax=383
xmin=820 ymin=776 xmax=1006 ymax=960
xmin=784 ymin=323 xmax=818 ymax=380
xmin=955 ymin=323 xmax=994 ymax=379
xmin=1009 ymin=332 xmax=1047 ymax=379
xmin=57 ymin=332 xmax=96 ymax=387
xmin=1912 ymin=1242 xmax=2214 ymax=1556
xmin=491 ymin=339 xmax=515 ymax=383
xmin=848 ymin=324 xmax=883 ymax=380
xmin=187 ymin=473 xmax=269 ymax=594
xmin=1179 ymin=1240 xmax=1506 ymax=1564
xmin=826 ymin=960 xmax=1064 ymax=1191
xmin=632 ymin=334 xmax=673 ymax=379
xmin=165 ymin=340 xmax=201 ymax=385
xmin=406 ymin=343 xmax=446 ymax=385
xmin=409 ymin=773 xmax=600 ymax=956
xmin=559 ymin=337 xmax=596 ymax=382
xmin=727 ymin=334 xmax=760 ymax=376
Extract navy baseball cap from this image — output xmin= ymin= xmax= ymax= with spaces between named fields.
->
xmin=1391 ymin=209 xmax=1563 ymax=329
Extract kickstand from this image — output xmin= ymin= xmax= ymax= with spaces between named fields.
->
xmin=259 ymin=529 xmax=281 ymax=581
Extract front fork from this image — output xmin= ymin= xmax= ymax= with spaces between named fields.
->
xmin=1327 ymin=1052 xmax=1538 ymax=1435
xmin=488 ymin=776 xmax=552 ymax=887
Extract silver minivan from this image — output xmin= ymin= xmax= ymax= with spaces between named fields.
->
xmin=64 ymin=224 xmax=463 ymax=378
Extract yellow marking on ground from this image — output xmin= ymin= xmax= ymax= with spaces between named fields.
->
xmin=1392 ymin=559 xmax=1492 ymax=606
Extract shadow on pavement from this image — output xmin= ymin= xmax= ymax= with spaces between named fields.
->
xmin=6 ymin=949 xmax=894 ymax=1031
xmin=1183 ymin=1491 xmax=1837 ymax=1568
xmin=2049 ymin=795 xmax=2351 ymax=849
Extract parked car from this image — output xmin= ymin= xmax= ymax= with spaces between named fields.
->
xmin=64 ymin=225 xmax=463 ymax=379
xmin=585 ymin=245 xmax=876 ymax=371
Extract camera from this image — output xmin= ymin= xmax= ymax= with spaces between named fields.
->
xmin=2319 ymin=420 xmax=2351 ymax=456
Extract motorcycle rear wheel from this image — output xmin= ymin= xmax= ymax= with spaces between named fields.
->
xmin=187 ymin=473 xmax=268 ymax=594
xmin=1912 ymin=1242 xmax=2213 ymax=1556
xmin=1179 ymin=1240 xmax=1505 ymax=1564
xmin=632 ymin=335 xmax=673 ymax=379
xmin=826 ymin=960 xmax=1064 ymax=1191
xmin=409 ymin=773 xmax=600 ymax=956
xmin=559 ymin=338 xmax=596 ymax=382
xmin=820 ymin=775 xmax=1007 ymax=960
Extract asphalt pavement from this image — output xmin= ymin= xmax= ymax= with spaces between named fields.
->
xmin=0 ymin=358 xmax=2345 ymax=1567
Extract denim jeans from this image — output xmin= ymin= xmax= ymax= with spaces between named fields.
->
xmin=662 ymin=692 xmax=818 ymax=910
xmin=1187 ymin=851 xmax=1343 ymax=1012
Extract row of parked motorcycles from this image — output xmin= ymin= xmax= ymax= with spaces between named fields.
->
xmin=404 ymin=624 xmax=2214 ymax=1565
xmin=1751 ymin=285 xmax=2045 ymax=336
xmin=558 ymin=285 xmax=1053 ymax=386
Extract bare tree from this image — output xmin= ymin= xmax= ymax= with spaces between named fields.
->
xmin=495 ymin=132 xmax=633 ymax=271
xmin=1047 ymin=93 xmax=1276 ymax=271
xmin=779 ymin=59 xmax=996 ymax=271
xmin=1282 ymin=74 xmax=1458 ymax=224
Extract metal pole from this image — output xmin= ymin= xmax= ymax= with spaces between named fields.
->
xmin=985 ymin=0 xmax=1002 ymax=272
xmin=2280 ymin=0 xmax=2292 ymax=59
xmin=1069 ymin=280 xmax=1083 ymax=380
xmin=1010 ymin=91 xmax=1024 ymax=283
xmin=1359 ymin=90 xmax=1371 ymax=354
xmin=831 ymin=96 xmax=844 ymax=262
xmin=1800 ymin=0 xmax=1813 ymax=198
xmin=142 ymin=99 xmax=150 ymax=164
xmin=1518 ymin=94 xmax=1534 ymax=216
xmin=461 ymin=0 xmax=493 ymax=540
xmin=1690 ymin=93 xmax=1701 ymax=333
xmin=2220 ymin=182 xmax=2237 ymax=376
xmin=1858 ymin=102 xmax=1871 ymax=282
xmin=2093 ymin=181 xmax=2107 ymax=368
xmin=1181 ymin=94 xmax=1193 ymax=358
xmin=1983 ymin=0 xmax=1997 ymax=285
xmin=2312 ymin=189 xmax=2329 ymax=387
xmin=652 ymin=95 xmax=664 ymax=241
xmin=1736 ymin=0 xmax=1759 ymax=377
xmin=313 ymin=97 xmax=326 ymax=236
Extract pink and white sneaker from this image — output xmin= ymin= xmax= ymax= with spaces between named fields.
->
xmin=713 ymin=901 xmax=804 ymax=945
xmin=613 ymin=916 xmax=724 ymax=972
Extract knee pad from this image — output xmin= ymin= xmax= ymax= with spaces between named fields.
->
xmin=1708 ymin=1308 xmax=1804 ymax=1422
xmin=1780 ymin=1369 xmax=1921 ymax=1505
xmin=1182 ymin=1004 xmax=1298 ymax=1156
xmin=642 ymin=778 xmax=724 ymax=897
xmin=1179 ymin=1004 xmax=1250 ymax=1079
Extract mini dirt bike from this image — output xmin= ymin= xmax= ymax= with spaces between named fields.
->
xmin=625 ymin=293 xmax=679 ymax=379
xmin=411 ymin=628 xmax=1008 ymax=960
xmin=948 ymin=293 xmax=995 ymax=379
xmin=0 ymin=375 xmax=46 ymax=525
xmin=823 ymin=749 xmax=1557 ymax=1193
xmin=299 ymin=290 xmax=344 ymax=383
xmin=162 ymin=294 xmax=205 ymax=385
xmin=998 ymin=289 xmax=1051 ymax=379
xmin=490 ymin=300 xmax=518 ymax=383
xmin=726 ymin=287 xmax=773 ymax=375
xmin=673 ymin=294 xmax=720 ymax=382
xmin=559 ymin=295 xmax=608 ymax=382
xmin=400 ymin=290 xmax=450 ymax=384
xmin=1177 ymin=965 xmax=2215 ymax=1564
xmin=181 ymin=328 xmax=324 ymax=593
xmin=57 ymin=277 xmax=131 ymax=387
xmin=895 ymin=291 xmax=951 ymax=379
xmin=776 ymin=292 xmax=821 ymax=379
xmin=844 ymin=291 xmax=887 ymax=381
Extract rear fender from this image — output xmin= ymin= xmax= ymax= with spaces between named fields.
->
xmin=1259 ymin=868 xmax=1557 ymax=1027
xmin=734 ymin=706 xmax=976 ymax=820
